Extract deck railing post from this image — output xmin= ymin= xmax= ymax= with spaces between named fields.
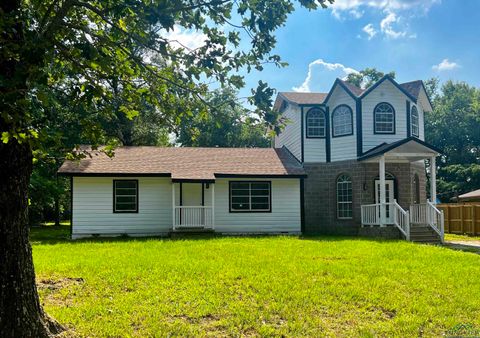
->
xmin=379 ymin=155 xmax=386 ymax=227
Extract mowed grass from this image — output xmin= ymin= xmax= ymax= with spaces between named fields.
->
xmin=31 ymin=225 xmax=480 ymax=337
xmin=445 ymin=232 xmax=480 ymax=242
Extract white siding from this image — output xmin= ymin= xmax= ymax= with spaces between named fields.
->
xmin=72 ymin=177 xmax=172 ymax=238
xmin=362 ymin=80 xmax=409 ymax=153
xmin=72 ymin=177 xmax=301 ymax=238
xmin=328 ymin=85 xmax=357 ymax=162
xmin=213 ymin=178 xmax=301 ymax=233
xmin=274 ymin=103 xmax=301 ymax=161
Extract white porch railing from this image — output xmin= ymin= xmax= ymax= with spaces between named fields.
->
xmin=409 ymin=201 xmax=444 ymax=242
xmin=392 ymin=200 xmax=410 ymax=240
xmin=361 ymin=203 xmax=381 ymax=226
xmin=173 ymin=206 xmax=213 ymax=230
xmin=361 ymin=202 xmax=410 ymax=239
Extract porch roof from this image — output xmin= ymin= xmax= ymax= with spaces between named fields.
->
xmin=358 ymin=137 xmax=442 ymax=163
xmin=58 ymin=146 xmax=306 ymax=181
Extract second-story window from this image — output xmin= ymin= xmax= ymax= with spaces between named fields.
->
xmin=411 ymin=105 xmax=419 ymax=137
xmin=306 ymin=108 xmax=326 ymax=138
xmin=332 ymin=105 xmax=353 ymax=137
xmin=374 ymin=102 xmax=395 ymax=134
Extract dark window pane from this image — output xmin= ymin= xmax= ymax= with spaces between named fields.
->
xmin=231 ymin=183 xmax=249 ymax=190
xmin=115 ymin=188 xmax=136 ymax=196
xmin=115 ymin=203 xmax=136 ymax=211
xmin=232 ymin=203 xmax=249 ymax=210
xmin=232 ymin=196 xmax=249 ymax=204
xmin=251 ymin=196 xmax=269 ymax=204
xmin=231 ymin=189 xmax=250 ymax=196
xmin=252 ymin=183 xmax=269 ymax=190
xmin=252 ymin=203 xmax=270 ymax=210
xmin=115 ymin=181 xmax=136 ymax=189
xmin=114 ymin=181 xmax=137 ymax=212
xmin=116 ymin=196 xmax=135 ymax=203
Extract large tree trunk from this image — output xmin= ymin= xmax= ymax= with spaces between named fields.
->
xmin=0 ymin=141 xmax=62 ymax=337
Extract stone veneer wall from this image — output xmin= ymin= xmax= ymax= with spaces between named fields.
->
xmin=303 ymin=160 xmax=427 ymax=235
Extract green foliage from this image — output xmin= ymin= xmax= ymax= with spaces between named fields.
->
xmin=31 ymin=229 xmax=480 ymax=336
xmin=1 ymin=0 xmax=334 ymax=223
xmin=346 ymin=68 xmax=396 ymax=89
xmin=425 ymin=80 xmax=480 ymax=199
xmin=176 ymin=88 xmax=270 ymax=147
xmin=1 ymin=0 xmax=333 ymax=152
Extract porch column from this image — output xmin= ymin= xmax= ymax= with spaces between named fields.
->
xmin=211 ymin=183 xmax=215 ymax=229
xmin=379 ymin=155 xmax=386 ymax=226
xmin=172 ymin=182 xmax=176 ymax=230
xmin=430 ymin=155 xmax=437 ymax=204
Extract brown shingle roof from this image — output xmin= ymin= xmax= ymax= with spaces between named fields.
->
xmin=278 ymin=91 xmax=327 ymax=106
xmin=58 ymin=146 xmax=306 ymax=180
xmin=400 ymin=80 xmax=423 ymax=100
xmin=338 ymin=79 xmax=364 ymax=96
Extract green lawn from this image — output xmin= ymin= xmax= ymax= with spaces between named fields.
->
xmin=445 ymin=233 xmax=480 ymax=242
xmin=31 ymin=225 xmax=480 ymax=337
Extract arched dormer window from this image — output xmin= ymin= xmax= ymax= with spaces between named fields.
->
xmin=374 ymin=102 xmax=395 ymax=134
xmin=337 ymin=174 xmax=353 ymax=219
xmin=306 ymin=108 xmax=326 ymax=138
xmin=411 ymin=105 xmax=419 ymax=137
xmin=332 ymin=105 xmax=353 ymax=137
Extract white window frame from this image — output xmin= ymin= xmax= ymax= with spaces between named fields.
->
xmin=337 ymin=174 xmax=353 ymax=219
xmin=332 ymin=105 xmax=353 ymax=137
xmin=374 ymin=102 xmax=395 ymax=134
xmin=306 ymin=108 xmax=326 ymax=138
xmin=411 ymin=105 xmax=419 ymax=137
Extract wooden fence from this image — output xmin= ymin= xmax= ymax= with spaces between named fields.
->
xmin=437 ymin=203 xmax=480 ymax=235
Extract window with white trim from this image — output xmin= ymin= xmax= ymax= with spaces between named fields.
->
xmin=337 ymin=174 xmax=352 ymax=219
xmin=306 ymin=108 xmax=326 ymax=138
xmin=114 ymin=180 xmax=138 ymax=213
xmin=411 ymin=105 xmax=419 ymax=137
xmin=374 ymin=102 xmax=395 ymax=133
xmin=230 ymin=181 xmax=271 ymax=212
xmin=332 ymin=105 xmax=353 ymax=136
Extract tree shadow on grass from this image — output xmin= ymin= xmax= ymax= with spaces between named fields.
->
xmin=30 ymin=224 xmax=407 ymax=246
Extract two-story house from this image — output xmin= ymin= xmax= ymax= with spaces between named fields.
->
xmin=274 ymin=75 xmax=443 ymax=242
xmin=59 ymin=75 xmax=444 ymax=243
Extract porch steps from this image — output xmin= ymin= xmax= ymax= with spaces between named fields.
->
xmin=409 ymin=225 xmax=442 ymax=244
xmin=169 ymin=228 xmax=216 ymax=239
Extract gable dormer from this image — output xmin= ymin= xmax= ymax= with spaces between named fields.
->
xmin=274 ymin=75 xmax=432 ymax=163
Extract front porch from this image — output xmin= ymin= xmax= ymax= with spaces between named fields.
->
xmin=172 ymin=181 xmax=215 ymax=231
xmin=359 ymin=138 xmax=444 ymax=242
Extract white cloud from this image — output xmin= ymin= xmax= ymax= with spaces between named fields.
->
xmin=331 ymin=0 xmax=440 ymax=14
xmin=293 ymin=59 xmax=358 ymax=92
xmin=380 ymin=12 xmax=407 ymax=39
xmin=163 ymin=25 xmax=207 ymax=50
xmin=362 ymin=23 xmax=377 ymax=40
xmin=331 ymin=0 xmax=441 ymax=39
xmin=432 ymin=59 xmax=460 ymax=71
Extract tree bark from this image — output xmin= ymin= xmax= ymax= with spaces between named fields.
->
xmin=0 ymin=141 xmax=62 ymax=337
xmin=0 ymin=1 xmax=63 ymax=336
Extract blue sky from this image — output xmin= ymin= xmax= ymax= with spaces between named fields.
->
xmin=239 ymin=0 xmax=480 ymax=95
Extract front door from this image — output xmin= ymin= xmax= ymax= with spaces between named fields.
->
xmin=375 ymin=180 xmax=395 ymax=224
